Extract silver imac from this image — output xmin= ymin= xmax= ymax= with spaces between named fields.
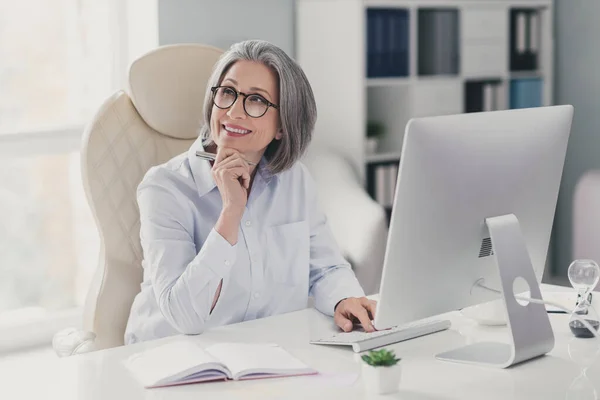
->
xmin=374 ymin=105 xmax=574 ymax=368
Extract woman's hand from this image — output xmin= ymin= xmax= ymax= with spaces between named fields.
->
xmin=213 ymin=147 xmax=252 ymax=246
xmin=334 ymin=297 xmax=378 ymax=332
xmin=212 ymin=147 xmax=252 ymax=214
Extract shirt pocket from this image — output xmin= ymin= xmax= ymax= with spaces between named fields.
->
xmin=265 ymin=220 xmax=310 ymax=286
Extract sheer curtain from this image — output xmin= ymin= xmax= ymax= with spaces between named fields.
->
xmin=0 ymin=0 xmax=158 ymax=352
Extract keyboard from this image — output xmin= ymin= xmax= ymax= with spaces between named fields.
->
xmin=310 ymin=319 xmax=451 ymax=353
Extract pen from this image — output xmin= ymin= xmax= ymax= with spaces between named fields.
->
xmin=195 ymin=150 xmax=258 ymax=166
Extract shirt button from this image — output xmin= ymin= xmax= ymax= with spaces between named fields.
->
xmin=245 ymin=221 xmax=252 ymax=227
xmin=253 ymin=292 xmax=260 ymax=299
xmin=224 ymin=260 xmax=230 ymax=266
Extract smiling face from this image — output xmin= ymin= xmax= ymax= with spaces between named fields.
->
xmin=209 ymin=60 xmax=282 ymax=162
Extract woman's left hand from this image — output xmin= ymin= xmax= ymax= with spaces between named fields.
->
xmin=334 ymin=297 xmax=378 ymax=332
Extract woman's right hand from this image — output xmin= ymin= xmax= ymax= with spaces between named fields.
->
xmin=212 ymin=147 xmax=251 ymax=215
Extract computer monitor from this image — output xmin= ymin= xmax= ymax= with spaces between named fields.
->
xmin=374 ymin=105 xmax=574 ymax=368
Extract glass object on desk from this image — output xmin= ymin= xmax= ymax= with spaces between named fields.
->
xmin=566 ymin=337 xmax=600 ymax=400
xmin=568 ymin=259 xmax=600 ymax=338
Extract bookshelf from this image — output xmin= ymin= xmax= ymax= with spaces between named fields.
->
xmin=296 ymin=0 xmax=553 ymax=224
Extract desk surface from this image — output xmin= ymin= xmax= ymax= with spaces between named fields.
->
xmin=3 ymin=284 xmax=600 ymax=400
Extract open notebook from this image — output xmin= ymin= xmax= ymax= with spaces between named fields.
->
xmin=123 ymin=341 xmax=317 ymax=388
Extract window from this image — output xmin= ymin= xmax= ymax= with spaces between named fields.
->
xmin=0 ymin=152 xmax=96 ymax=320
xmin=0 ymin=1 xmax=115 ymax=133
xmin=0 ymin=0 xmax=157 ymax=351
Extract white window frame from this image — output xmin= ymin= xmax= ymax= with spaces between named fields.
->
xmin=0 ymin=127 xmax=84 ymax=157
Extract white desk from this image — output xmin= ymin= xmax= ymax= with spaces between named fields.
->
xmin=3 ymin=284 xmax=600 ymax=400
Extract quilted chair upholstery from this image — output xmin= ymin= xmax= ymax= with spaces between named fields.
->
xmin=52 ymin=44 xmax=224 ymax=355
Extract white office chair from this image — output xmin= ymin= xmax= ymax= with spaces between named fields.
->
xmin=53 ymin=44 xmax=387 ymax=357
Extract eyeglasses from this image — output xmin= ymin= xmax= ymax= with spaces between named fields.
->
xmin=211 ymin=86 xmax=279 ymax=118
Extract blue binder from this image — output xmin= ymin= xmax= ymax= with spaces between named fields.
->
xmin=367 ymin=9 xmax=377 ymax=77
xmin=391 ymin=9 xmax=409 ymax=77
xmin=366 ymin=8 xmax=409 ymax=78
xmin=366 ymin=9 xmax=385 ymax=77
xmin=510 ymin=78 xmax=543 ymax=109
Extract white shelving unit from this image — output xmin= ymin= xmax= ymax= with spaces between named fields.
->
xmin=296 ymin=0 xmax=554 ymax=183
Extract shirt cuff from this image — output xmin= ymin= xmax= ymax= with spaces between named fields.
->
xmin=314 ymin=268 xmax=365 ymax=317
xmin=196 ymin=228 xmax=238 ymax=278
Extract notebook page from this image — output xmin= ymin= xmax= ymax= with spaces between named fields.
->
xmin=124 ymin=340 xmax=227 ymax=387
xmin=206 ymin=343 xmax=315 ymax=380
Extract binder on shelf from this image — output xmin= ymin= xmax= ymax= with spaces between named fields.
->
xmin=530 ymin=12 xmax=539 ymax=53
xmin=367 ymin=9 xmax=376 ymax=77
xmin=367 ymin=9 xmax=385 ymax=77
xmin=367 ymin=9 xmax=384 ymax=77
xmin=379 ymin=10 xmax=390 ymax=76
xmin=390 ymin=9 xmax=409 ymax=77
xmin=387 ymin=163 xmax=399 ymax=208
xmin=375 ymin=164 xmax=387 ymax=206
xmin=483 ymin=84 xmax=494 ymax=112
xmin=496 ymin=82 xmax=506 ymax=111
xmin=366 ymin=159 xmax=400 ymax=217
xmin=418 ymin=8 xmax=459 ymax=76
xmin=379 ymin=10 xmax=386 ymax=76
xmin=366 ymin=8 xmax=409 ymax=78
xmin=438 ymin=10 xmax=459 ymax=75
xmin=510 ymin=9 xmax=539 ymax=71
xmin=516 ymin=12 xmax=527 ymax=54
xmin=465 ymin=80 xmax=503 ymax=113
xmin=387 ymin=11 xmax=396 ymax=77
xmin=510 ymin=78 xmax=543 ymax=109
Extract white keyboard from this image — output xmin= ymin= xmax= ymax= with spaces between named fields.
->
xmin=310 ymin=319 xmax=451 ymax=353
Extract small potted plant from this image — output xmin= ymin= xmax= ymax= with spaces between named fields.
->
xmin=361 ymin=348 xmax=402 ymax=394
xmin=366 ymin=120 xmax=384 ymax=154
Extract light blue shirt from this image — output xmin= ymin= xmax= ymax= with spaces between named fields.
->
xmin=124 ymin=138 xmax=365 ymax=344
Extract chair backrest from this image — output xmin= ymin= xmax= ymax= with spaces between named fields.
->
xmin=81 ymin=44 xmax=224 ymax=350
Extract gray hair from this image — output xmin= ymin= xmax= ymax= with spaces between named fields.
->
xmin=199 ymin=40 xmax=316 ymax=174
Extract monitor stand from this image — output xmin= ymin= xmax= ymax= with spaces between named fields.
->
xmin=435 ymin=214 xmax=555 ymax=368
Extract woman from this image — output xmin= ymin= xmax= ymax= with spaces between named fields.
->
xmin=124 ymin=40 xmax=377 ymax=344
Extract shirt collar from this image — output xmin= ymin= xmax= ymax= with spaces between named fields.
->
xmin=187 ymin=137 xmax=277 ymax=199
xmin=256 ymin=155 xmax=276 ymax=185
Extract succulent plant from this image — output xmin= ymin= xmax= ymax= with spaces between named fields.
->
xmin=367 ymin=120 xmax=385 ymax=138
xmin=361 ymin=348 xmax=401 ymax=367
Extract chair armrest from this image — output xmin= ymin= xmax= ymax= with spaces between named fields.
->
xmin=304 ymin=148 xmax=388 ymax=295
xmin=52 ymin=328 xmax=97 ymax=357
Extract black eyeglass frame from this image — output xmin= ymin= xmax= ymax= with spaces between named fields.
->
xmin=210 ymin=86 xmax=279 ymax=118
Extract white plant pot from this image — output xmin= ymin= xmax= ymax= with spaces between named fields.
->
xmin=365 ymin=137 xmax=379 ymax=154
xmin=362 ymin=363 xmax=402 ymax=395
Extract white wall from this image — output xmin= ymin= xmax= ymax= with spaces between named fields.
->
xmin=553 ymin=0 xmax=600 ymax=279
xmin=158 ymin=0 xmax=295 ymax=56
